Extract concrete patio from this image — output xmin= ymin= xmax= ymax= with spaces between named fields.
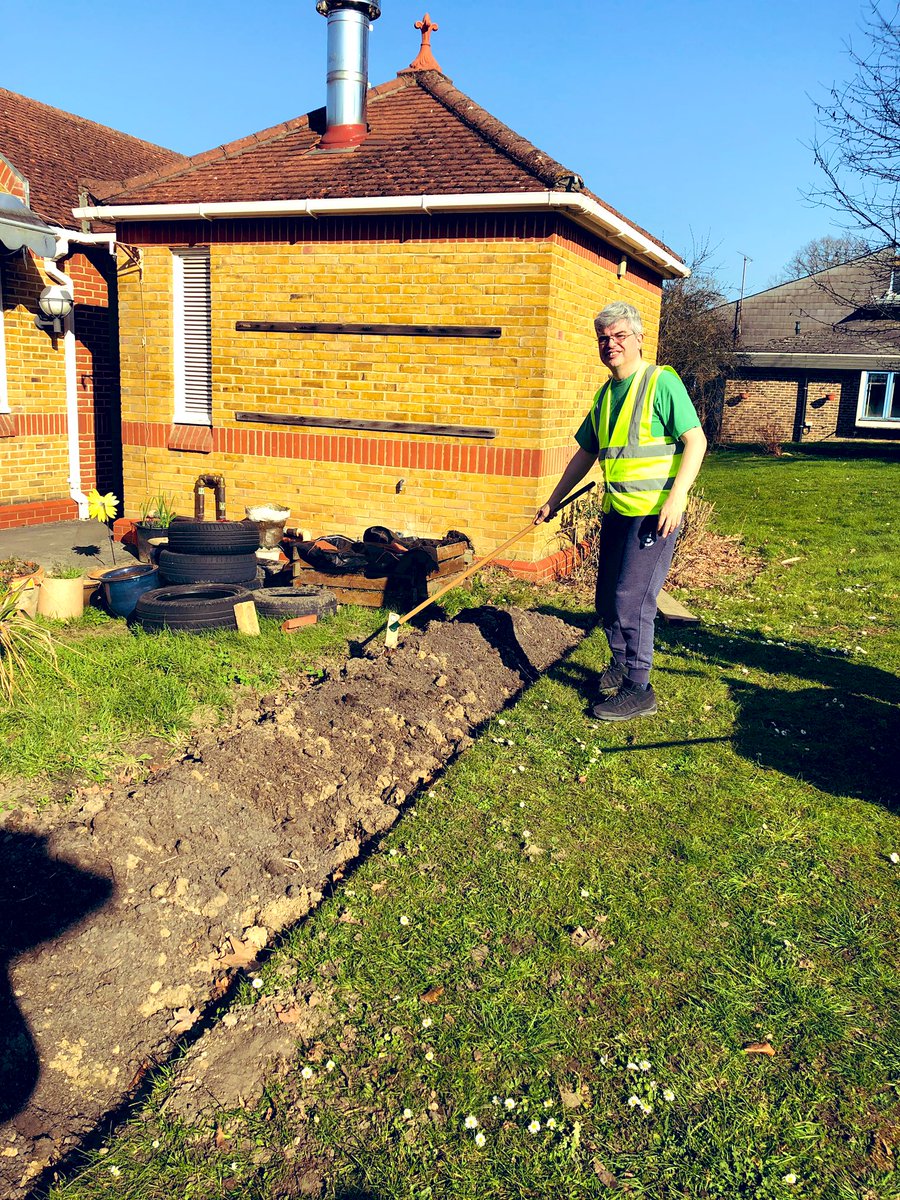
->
xmin=0 ymin=521 xmax=125 ymax=573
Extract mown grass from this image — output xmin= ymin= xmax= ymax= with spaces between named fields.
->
xmin=18 ymin=449 xmax=900 ymax=1198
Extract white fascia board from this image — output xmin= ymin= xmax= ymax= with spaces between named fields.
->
xmin=72 ymin=191 xmax=688 ymax=280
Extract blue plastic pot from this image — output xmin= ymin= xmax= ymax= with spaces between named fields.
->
xmin=101 ymin=563 xmax=160 ymax=618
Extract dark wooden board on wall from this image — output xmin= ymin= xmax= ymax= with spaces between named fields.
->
xmin=235 ymin=321 xmax=502 ymax=339
xmin=235 ymin=411 xmax=498 ymax=439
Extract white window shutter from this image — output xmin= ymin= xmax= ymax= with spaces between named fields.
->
xmin=173 ymin=249 xmax=212 ymax=424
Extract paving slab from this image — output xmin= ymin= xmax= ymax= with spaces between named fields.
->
xmin=0 ymin=521 xmax=124 ymax=574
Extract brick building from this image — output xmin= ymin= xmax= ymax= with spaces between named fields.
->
xmin=0 ymin=90 xmax=182 ymax=527
xmin=717 ymin=250 xmax=900 ymax=445
xmin=76 ymin=10 xmax=687 ymax=576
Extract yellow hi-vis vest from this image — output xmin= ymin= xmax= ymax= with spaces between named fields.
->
xmin=590 ymin=362 xmax=684 ymax=517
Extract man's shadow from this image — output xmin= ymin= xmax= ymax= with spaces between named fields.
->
xmin=676 ymin=626 xmax=899 ymax=812
xmin=0 ymin=831 xmax=113 ymax=1122
xmin=541 ymin=614 xmax=899 ymax=812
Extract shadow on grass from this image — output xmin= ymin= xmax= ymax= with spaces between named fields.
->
xmin=676 ymin=626 xmax=899 ymax=812
xmin=0 ymin=832 xmax=113 ymax=1123
xmin=539 ymin=613 xmax=899 ymax=812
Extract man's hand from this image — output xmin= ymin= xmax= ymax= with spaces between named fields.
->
xmin=657 ymin=488 xmax=686 ymax=538
xmin=534 ymin=503 xmax=551 ymax=526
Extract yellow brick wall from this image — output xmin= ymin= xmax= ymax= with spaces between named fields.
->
xmin=119 ymin=225 xmax=662 ymax=562
xmin=0 ymin=253 xmax=70 ymax=508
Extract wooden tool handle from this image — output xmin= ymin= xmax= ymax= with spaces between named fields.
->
xmin=394 ymin=481 xmax=596 ymax=630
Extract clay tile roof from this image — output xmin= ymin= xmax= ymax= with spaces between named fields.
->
xmin=0 ymin=87 xmax=185 ymax=227
xmin=97 ymin=72 xmax=676 ymax=260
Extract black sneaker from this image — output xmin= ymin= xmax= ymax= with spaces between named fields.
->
xmin=591 ymin=680 xmax=658 ymax=721
xmin=596 ymin=659 xmax=626 ymax=694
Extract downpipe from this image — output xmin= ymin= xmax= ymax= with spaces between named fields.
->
xmin=43 ymin=245 xmax=89 ymax=518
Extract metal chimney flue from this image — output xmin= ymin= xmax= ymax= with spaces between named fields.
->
xmin=316 ymin=0 xmax=381 ymax=149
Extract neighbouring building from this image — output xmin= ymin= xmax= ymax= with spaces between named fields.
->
xmin=717 ymin=249 xmax=900 ymax=446
xmin=0 ymin=89 xmax=182 ymax=527
xmin=76 ymin=5 xmax=687 ymax=577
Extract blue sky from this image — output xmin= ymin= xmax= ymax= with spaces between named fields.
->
xmin=2 ymin=0 xmax=875 ymax=295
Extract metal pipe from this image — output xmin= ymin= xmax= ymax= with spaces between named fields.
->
xmin=193 ymin=473 xmax=226 ymax=520
xmin=316 ymin=0 xmax=381 ymax=149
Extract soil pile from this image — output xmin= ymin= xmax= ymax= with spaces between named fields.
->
xmin=0 ymin=606 xmax=580 ymax=1197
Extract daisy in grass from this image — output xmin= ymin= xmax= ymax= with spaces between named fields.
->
xmin=527 ymin=1120 xmax=541 ymax=1134
xmin=464 ymin=1116 xmax=478 ymax=1129
xmin=301 ymin=1066 xmax=314 ymax=1080
xmin=474 ymin=1131 xmax=486 ymax=1148
xmin=504 ymin=1098 xmax=516 ymax=1110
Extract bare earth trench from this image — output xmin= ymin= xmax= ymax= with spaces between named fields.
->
xmin=0 ymin=606 xmax=582 ymax=1197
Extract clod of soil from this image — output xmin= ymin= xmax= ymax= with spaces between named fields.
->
xmin=0 ymin=605 xmax=581 ymax=1197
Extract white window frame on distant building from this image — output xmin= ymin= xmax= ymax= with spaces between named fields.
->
xmin=172 ymin=248 xmax=212 ymax=426
xmin=856 ymin=370 xmax=900 ymax=427
xmin=0 ymin=264 xmax=9 ymax=414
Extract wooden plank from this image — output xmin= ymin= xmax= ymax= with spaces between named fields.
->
xmin=236 ymin=411 xmax=497 ymax=439
xmin=235 ymin=321 xmax=502 ymax=339
xmin=657 ymin=589 xmax=700 ymax=625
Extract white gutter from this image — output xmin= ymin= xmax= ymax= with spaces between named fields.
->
xmin=73 ymin=191 xmax=688 ymax=280
xmin=44 ymin=238 xmax=89 ymax=518
xmin=49 ymin=225 xmax=117 ymax=255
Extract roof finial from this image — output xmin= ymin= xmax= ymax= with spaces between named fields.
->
xmin=407 ymin=13 xmax=442 ymax=72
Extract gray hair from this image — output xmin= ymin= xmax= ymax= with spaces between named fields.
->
xmin=594 ymin=301 xmax=643 ymax=337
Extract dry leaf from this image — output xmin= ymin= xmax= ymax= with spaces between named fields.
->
xmin=338 ymin=911 xmax=363 ymax=925
xmin=743 ymin=1041 xmax=776 ymax=1056
xmin=371 ymin=881 xmax=388 ymax=894
xmin=471 ymin=945 xmax=489 ymax=966
xmin=559 ymin=1083 xmax=591 ymax=1109
xmin=169 ymin=1006 xmax=200 ymax=1034
xmin=420 ymin=985 xmax=445 ymax=1004
xmin=129 ymin=1058 xmax=152 ymax=1090
xmin=214 ymin=1125 xmax=230 ymax=1149
xmin=275 ymin=1005 xmax=301 ymax=1025
xmin=219 ymin=938 xmax=258 ymax=968
xmin=570 ymin=926 xmax=614 ymax=953
xmin=592 ymin=1158 xmax=617 ymax=1186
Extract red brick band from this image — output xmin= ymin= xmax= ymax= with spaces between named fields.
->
xmin=1 ymin=413 xmax=68 ymax=437
xmin=123 ymin=420 xmax=574 ymax=479
xmin=0 ymin=498 xmax=78 ymax=529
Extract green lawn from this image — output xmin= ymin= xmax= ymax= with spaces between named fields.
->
xmin=15 ymin=449 xmax=900 ymax=1199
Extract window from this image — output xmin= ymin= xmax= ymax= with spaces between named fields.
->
xmin=857 ymin=370 xmax=900 ymax=426
xmin=172 ymin=248 xmax=212 ymax=425
xmin=0 ymin=264 xmax=8 ymax=414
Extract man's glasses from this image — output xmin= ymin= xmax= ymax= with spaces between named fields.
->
xmin=596 ymin=331 xmax=635 ymax=347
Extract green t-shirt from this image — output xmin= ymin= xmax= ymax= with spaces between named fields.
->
xmin=574 ymin=366 xmax=700 ymax=455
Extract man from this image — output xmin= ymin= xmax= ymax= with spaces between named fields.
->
xmin=535 ymin=301 xmax=707 ymax=720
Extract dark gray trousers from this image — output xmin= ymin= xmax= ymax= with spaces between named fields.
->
xmin=594 ymin=507 xmax=679 ymax=687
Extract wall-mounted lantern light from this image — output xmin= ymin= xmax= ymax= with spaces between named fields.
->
xmin=36 ymin=283 xmax=74 ymax=335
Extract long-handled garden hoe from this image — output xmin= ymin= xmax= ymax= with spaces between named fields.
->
xmin=350 ymin=481 xmax=596 ymax=656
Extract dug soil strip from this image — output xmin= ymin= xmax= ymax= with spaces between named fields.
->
xmin=0 ymin=606 xmax=581 ymax=1197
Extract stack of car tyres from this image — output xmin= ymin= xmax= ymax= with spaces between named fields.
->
xmin=134 ymin=518 xmax=261 ymax=633
xmin=157 ymin=518 xmax=261 ymax=585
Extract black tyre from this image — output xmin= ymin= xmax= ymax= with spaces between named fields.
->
xmin=133 ymin=584 xmax=252 ymax=632
xmin=167 ymin=519 xmax=260 ymax=556
xmin=253 ymin=586 xmax=338 ymax=620
xmin=158 ymin=549 xmax=259 ymax=585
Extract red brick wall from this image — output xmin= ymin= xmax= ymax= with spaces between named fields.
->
xmin=0 ymin=244 xmax=122 ymax=526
